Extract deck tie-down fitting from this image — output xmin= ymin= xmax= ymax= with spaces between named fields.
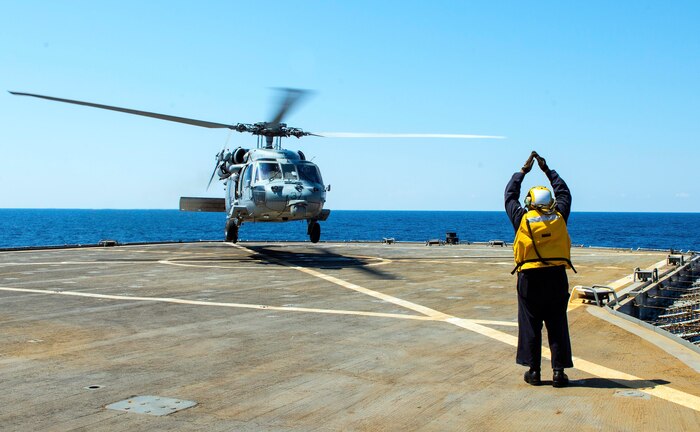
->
xmin=574 ymin=285 xmax=619 ymax=307
xmin=634 ymin=267 xmax=659 ymax=282
xmin=668 ymin=254 xmax=685 ymax=266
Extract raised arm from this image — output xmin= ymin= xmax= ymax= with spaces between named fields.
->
xmin=505 ymin=172 xmax=526 ymax=231
xmin=505 ymin=151 xmax=537 ymax=230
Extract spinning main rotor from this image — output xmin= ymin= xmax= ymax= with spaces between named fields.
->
xmin=9 ymin=89 xmax=504 ymax=144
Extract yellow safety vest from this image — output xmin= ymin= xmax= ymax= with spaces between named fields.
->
xmin=512 ymin=209 xmax=576 ymax=274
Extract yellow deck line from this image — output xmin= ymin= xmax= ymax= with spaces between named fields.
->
xmin=3 ymin=285 xmax=696 ymax=410
xmin=0 ymin=285 xmax=518 ymax=328
xmin=3 ymin=246 xmax=697 ymax=411
xmin=0 ymin=286 xmax=434 ymax=322
xmin=231 ymin=244 xmax=700 ymax=412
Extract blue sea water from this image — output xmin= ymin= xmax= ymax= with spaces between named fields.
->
xmin=0 ymin=209 xmax=698 ymax=251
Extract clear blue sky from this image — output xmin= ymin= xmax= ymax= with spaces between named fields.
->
xmin=2 ymin=1 xmax=698 ymax=211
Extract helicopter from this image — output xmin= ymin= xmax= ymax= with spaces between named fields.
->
xmin=10 ymin=89 xmax=503 ymax=243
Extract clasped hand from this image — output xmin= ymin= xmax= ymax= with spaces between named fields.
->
xmin=521 ymin=151 xmax=549 ymax=174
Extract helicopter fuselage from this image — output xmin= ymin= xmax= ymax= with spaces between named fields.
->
xmin=225 ymin=148 xmax=329 ymax=225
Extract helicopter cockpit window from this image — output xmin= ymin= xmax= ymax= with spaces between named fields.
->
xmin=257 ymin=162 xmax=282 ymax=181
xmin=239 ymin=165 xmax=252 ymax=195
xmin=281 ymin=164 xmax=298 ymax=181
xmin=297 ymin=164 xmax=322 ymax=184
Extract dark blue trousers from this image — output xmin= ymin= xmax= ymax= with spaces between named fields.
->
xmin=516 ymin=265 xmax=574 ymax=370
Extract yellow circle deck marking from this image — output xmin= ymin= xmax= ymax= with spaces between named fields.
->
xmin=158 ymin=259 xmax=272 ymax=270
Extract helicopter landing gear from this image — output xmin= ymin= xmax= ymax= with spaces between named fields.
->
xmin=225 ymin=218 xmax=239 ymax=243
xmin=308 ymin=220 xmax=321 ymax=243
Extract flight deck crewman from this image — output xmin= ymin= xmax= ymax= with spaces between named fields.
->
xmin=504 ymin=151 xmax=575 ymax=388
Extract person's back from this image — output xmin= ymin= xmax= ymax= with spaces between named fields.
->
xmin=504 ymin=151 xmax=574 ymax=388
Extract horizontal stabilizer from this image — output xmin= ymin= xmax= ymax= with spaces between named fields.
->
xmin=179 ymin=197 xmax=226 ymax=212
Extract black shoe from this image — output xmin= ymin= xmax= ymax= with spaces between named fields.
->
xmin=524 ymin=369 xmax=541 ymax=386
xmin=553 ymin=370 xmax=569 ymax=388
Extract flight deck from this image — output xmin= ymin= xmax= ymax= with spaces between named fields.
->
xmin=1 ymin=242 xmax=699 ymax=431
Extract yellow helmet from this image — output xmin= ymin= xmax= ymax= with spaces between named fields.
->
xmin=524 ymin=186 xmax=555 ymax=212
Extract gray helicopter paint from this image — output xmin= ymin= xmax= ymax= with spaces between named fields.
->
xmin=223 ymin=147 xmax=327 ymax=223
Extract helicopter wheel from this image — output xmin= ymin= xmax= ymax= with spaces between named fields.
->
xmin=225 ymin=218 xmax=239 ymax=243
xmin=308 ymin=221 xmax=321 ymax=243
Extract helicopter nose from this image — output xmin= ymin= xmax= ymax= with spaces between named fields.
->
xmin=304 ymin=186 xmax=325 ymax=202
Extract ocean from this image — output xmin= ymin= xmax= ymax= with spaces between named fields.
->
xmin=0 ymin=209 xmax=698 ymax=252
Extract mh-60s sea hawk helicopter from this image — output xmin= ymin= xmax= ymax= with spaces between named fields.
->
xmin=10 ymin=89 xmax=503 ymax=243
